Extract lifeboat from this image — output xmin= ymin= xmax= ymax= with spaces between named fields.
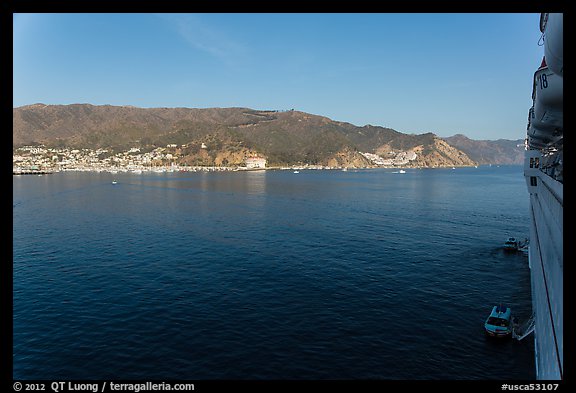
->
xmin=527 ymin=135 xmax=549 ymax=150
xmin=527 ymin=110 xmax=559 ymax=150
xmin=532 ymin=58 xmax=563 ymax=131
xmin=503 ymin=237 xmax=519 ymax=252
xmin=540 ymin=13 xmax=563 ymax=78
xmin=484 ymin=305 xmax=513 ymax=338
xmin=527 ymin=107 xmax=559 ymax=145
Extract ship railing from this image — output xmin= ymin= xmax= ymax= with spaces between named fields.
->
xmin=539 ymin=149 xmax=563 ymax=184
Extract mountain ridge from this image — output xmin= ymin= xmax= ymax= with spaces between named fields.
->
xmin=13 ymin=104 xmax=522 ymax=167
xmin=443 ymin=133 xmax=524 ymax=165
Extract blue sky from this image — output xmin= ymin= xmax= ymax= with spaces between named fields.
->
xmin=13 ymin=13 xmax=544 ymax=140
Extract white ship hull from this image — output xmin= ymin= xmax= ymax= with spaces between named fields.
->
xmin=524 ymin=12 xmax=563 ymax=380
xmin=524 ymin=151 xmax=563 ymax=379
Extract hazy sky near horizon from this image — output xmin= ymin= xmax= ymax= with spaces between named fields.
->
xmin=13 ymin=13 xmax=545 ymax=140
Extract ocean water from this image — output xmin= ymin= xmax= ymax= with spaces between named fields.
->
xmin=13 ymin=166 xmax=535 ymax=380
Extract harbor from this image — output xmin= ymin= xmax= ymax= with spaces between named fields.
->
xmin=13 ymin=169 xmax=54 ymax=175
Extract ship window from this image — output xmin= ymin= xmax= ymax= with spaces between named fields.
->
xmin=530 ymin=177 xmax=538 ymax=186
xmin=534 ymin=157 xmax=539 ymax=168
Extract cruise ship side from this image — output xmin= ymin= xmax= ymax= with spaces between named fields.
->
xmin=523 ymin=13 xmax=563 ymax=380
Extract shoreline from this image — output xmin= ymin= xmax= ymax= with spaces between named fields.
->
xmin=13 ymin=163 xmax=487 ymax=175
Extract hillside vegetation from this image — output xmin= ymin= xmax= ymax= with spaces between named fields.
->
xmin=14 ymin=104 xmax=517 ymax=167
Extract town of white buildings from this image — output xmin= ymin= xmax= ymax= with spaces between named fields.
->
xmin=12 ymin=145 xmax=259 ymax=173
xmin=13 ymin=145 xmax=418 ymax=174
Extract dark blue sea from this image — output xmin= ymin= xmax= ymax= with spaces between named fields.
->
xmin=13 ymin=166 xmax=535 ymax=380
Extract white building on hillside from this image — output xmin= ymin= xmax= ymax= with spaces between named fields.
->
xmin=245 ymin=157 xmax=267 ymax=169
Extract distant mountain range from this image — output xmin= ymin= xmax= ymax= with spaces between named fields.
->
xmin=13 ymin=104 xmax=524 ymax=167
xmin=442 ymin=134 xmax=524 ymax=165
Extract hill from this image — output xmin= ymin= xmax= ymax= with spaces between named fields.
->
xmin=13 ymin=104 xmax=513 ymax=168
xmin=443 ymin=134 xmax=525 ymax=165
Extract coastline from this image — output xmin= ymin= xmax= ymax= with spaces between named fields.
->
xmin=13 ymin=163 xmax=485 ymax=175
xmin=13 ymin=144 xmax=482 ymax=175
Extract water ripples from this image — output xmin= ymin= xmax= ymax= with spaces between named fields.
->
xmin=13 ymin=167 xmax=534 ymax=379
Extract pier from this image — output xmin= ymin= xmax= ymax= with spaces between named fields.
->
xmin=13 ymin=169 xmax=54 ymax=175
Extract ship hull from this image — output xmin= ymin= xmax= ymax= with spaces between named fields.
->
xmin=524 ymin=152 xmax=563 ymax=380
xmin=524 ymin=13 xmax=563 ymax=380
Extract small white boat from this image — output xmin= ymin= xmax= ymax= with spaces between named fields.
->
xmin=293 ymin=170 xmax=300 ymax=174
xmin=398 ymin=169 xmax=406 ymax=174
xmin=504 ymin=237 xmax=518 ymax=251
xmin=503 ymin=237 xmax=529 ymax=252
xmin=112 ymin=180 xmax=118 ymax=185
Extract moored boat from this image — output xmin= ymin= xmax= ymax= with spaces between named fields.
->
xmin=484 ymin=305 xmax=513 ymax=337
xmin=503 ymin=237 xmax=518 ymax=252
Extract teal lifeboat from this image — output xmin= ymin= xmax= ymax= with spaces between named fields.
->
xmin=484 ymin=305 xmax=513 ymax=337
